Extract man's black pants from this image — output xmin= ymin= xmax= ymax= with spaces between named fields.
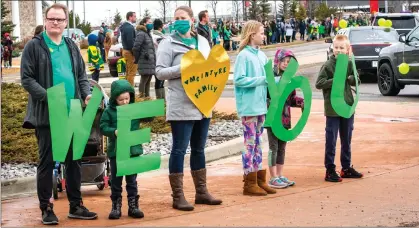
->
xmin=35 ymin=127 xmax=82 ymax=209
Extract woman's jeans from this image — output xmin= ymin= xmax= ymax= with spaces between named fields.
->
xmin=169 ymin=119 xmax=210 ymax=174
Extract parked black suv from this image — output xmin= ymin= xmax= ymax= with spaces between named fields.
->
xmin=377 ymin=25 xmax=419 ymax=96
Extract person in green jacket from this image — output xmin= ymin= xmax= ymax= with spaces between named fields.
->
xmin=211 ymin=24 xmax=220 ymax=45
xmin=100 ymin=79 xmax=144 ymax=220
xmin=319 ymin=21 xmax=325 ymax=38
xmin=117 ymin=58 xmax=127 ymax=80
xmin=87 ymin=34 xmax=104 ymax=82
xmin=315 ymin=35 xmax=363 ymax=183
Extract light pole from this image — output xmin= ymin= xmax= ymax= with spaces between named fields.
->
xmin=189 ymin=0 xmax=191 ymax=7
xmin=106 ymin=9 xmax=111 ymax=26
xmin=73 ymin=1 xmax=76 ymax=31
xmin=66 ymin=0 xmax=69 ymax=36
xmin=83 ymin=0 xmax=86 ymax=22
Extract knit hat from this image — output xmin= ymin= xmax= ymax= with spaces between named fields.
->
xmin=274 ymin=48 xmax=297 ymax=67
xmin=87 ymin=34 xmax=98 ymax=46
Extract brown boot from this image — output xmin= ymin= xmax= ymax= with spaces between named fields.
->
xmin=169 ymin=173 xmax=194 ymax=211
xmin=243 ymin=172 xmax=268 ymax=196
xmin=191 ymin=168 xmax=222 ymax=205
xmin=257 ymin=169 xmax=277 ymax=194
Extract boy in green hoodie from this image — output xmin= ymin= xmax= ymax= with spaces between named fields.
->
xmin=100 ymin=79 xmax=144 ymax=220
xmin=315 ymin=35 xmax=363 ymax=183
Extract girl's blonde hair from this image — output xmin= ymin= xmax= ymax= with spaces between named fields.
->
xmin=238 ymin=20 xmax=263 ymax=52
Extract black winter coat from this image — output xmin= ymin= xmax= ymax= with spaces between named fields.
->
xmin=133 ymin=25 xmax=156 ymax=76
xmin=21 ymin=35 xmax=91 ymax=129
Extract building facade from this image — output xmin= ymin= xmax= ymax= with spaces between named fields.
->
xmin=299 ymin=0 xmax=406 ymax=13
xmin=3 ymin=1 xmax=43 ymax=40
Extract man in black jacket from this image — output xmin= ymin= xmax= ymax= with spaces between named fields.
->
xmin=120 ymin=11 xmax=137 ymax=86
xmin=98 ymin=27 xmax=106 ymax=61
xmin=20 ymin=3 xmax=97 ymax=225
xmin=197 ymin=10 xmax=212 ymax=47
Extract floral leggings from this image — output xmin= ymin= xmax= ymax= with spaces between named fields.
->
xmin=241 ymin=115 xmax=265 ymax=175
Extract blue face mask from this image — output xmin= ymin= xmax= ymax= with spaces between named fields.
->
xmin=174 ymin=20 xmax=191 ymax=35
xmin=146 ymin=23 xmax=153 ymax=31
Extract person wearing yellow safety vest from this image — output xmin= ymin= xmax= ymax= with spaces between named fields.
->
xmin=116 ymin=58 xmax=127 ymax=80
xmin=87 ymin=34 xmax=104 ymax=82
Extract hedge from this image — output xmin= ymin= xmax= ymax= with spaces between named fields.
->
xmin=1 ymin=83 xmax=238 ymax=164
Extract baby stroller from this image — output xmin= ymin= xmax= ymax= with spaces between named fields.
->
xmin=52 ymin=80 xmax=110 ymax=200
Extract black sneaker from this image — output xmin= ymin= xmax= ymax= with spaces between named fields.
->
xmin=68 ymin=201 xmax=98 ymax=220
xmin=341 ymin=166 xmax=363 ymax=178
xmin=325 ymin=168 xmax=342 ymax=182
xmin=41 ymin=204 xmax=59 ymax=225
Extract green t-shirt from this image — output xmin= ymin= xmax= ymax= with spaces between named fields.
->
xmin=224 ymin=29 xmax=231 ymax=41
xmin=177 ymin=33 xmax=198 ymax=49
xmin=42 ymin=31 xmax=75 ymax=110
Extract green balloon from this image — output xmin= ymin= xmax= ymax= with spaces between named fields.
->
xmin=47 ymin=83 xmax=103 ymax=162
xmin=330 ymin=54 xmax=359 ymax=118
xmin=116 ymin=99 xmax=165 ymax=177
xmin=264 ymin=58 xmax=312 ymax=141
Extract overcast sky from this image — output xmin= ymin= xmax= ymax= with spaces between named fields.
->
xmin=51 ymin=1 xmax=254 ymax=26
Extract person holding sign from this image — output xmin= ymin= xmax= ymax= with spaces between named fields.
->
xmin=20 ymin=3 xmax=97 ymax=225
xmin=100 ymin=79 xmax=144 ymax=220
xmin=266 ymin=49 xmax=304 ymax=189
xmin=155 ymin=6 xmax=222 ymax=211
xmin=315 ymin=35 xmax=363 ymax=183
xmin=233 ymin=20 xmax=277 ymax=196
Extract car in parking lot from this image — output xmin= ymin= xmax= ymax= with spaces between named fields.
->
xmin=326 ymin=26 xmax=399 ymax=78
xmin=377 ymin=25 xmax=419 ymax=96
xmin=373 ymin=12 xmax=419 ymax=35
xmin=63 ymin=28 xmax=86 ymax=39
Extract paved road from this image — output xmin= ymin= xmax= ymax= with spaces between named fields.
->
xmin=221 ymin=62 xmax=419 ymax=103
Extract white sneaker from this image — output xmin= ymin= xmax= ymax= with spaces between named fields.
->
xmin=268 ymin=177 xmax=288 ymax=189
xmin=279 ymin=176 xmax=295 ymax=186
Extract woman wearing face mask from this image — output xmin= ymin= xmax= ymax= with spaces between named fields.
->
xmin=156 ymin=6 xmax=222 ymax=211
xmin=133 ymin=17 xmax=156 ymax=98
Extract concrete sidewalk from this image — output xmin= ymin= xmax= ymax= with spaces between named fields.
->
xmin=2 ymin=99 xmax=419 ymax=227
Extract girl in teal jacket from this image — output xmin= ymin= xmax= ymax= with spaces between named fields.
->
xmin=233 ymin=20 xmax=276 ymax=197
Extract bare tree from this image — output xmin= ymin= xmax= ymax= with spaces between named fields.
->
xmin=307 ymin=0 xmax=318 ymax=18
xmin=281 ymin=0 xmax=291 ymax=18
xmin=232 ymin=0 xmax=242 ymax=24
xmin=159 ymin=0 xmax=171 ymax=23
xmin=209 ymin=0 xmax=218 ymax=24
xmin=248 ymin=0 xmax=259 ymax=20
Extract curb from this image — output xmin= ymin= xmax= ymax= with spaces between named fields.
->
xmin=1 ymin=133 xmax=268 ymax=200
xmin=1 ymin=176 xmax=37 ymax=200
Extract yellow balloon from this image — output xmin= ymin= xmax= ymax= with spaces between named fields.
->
xmin=385 ymin=19 xmax=392 ymax=27
xmin=399 ymin=63 xmax=410 ymax=75
xmin=378 ymin=18 xmax=386 ymax=27
xmin=335 ymin=27 xmax=339 ymax=31
xmin=339 ymin=19 xmax=347 ymax=28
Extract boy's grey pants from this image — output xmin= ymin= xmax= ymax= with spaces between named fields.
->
xmin=266 ymin=127 xmax=287 ymax=167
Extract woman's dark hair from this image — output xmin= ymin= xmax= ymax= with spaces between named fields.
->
xmin=153 ymin=19 xmax=163 ymax=30
xmin=140 ymin=17 xmax=151 ymax=26
xmin=34 ymin=25 xmax=44 ymax=36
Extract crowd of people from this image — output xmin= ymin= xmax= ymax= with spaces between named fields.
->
xmin=19 ymin=2 xmax=364 ymax=226
xmin=263 ymin=14 xmax=372 ymax=45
